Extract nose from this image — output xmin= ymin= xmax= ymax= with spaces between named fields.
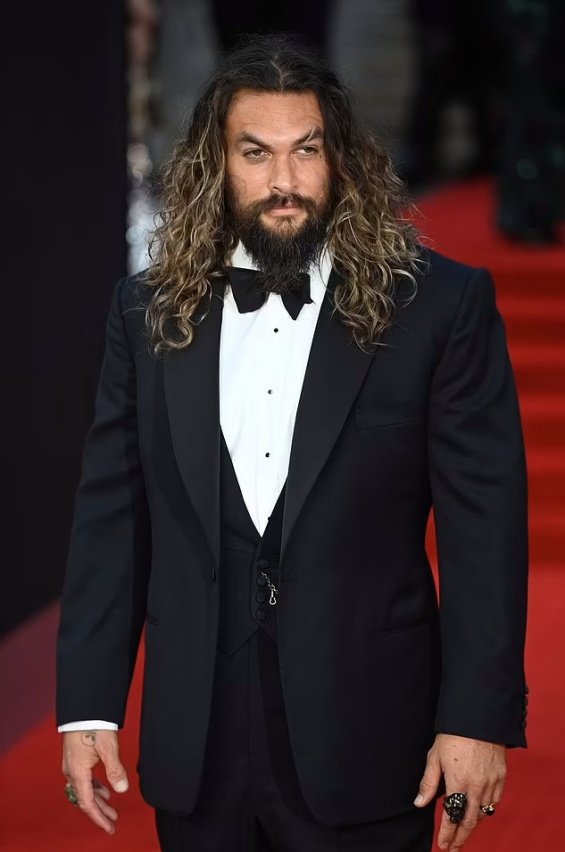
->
xmin=269 ymin=155 xmax=297 ymax=196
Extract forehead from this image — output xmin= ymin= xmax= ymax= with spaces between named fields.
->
xmin=225 ymin=90 xmax=324 ymax=142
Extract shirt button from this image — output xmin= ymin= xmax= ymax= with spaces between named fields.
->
xmin=256 ymin=591 xmax=267 ymax=604
xmin=274 ymin=328 xmax=279 ymax=333
xmin=256 ymin=608 xmax=266 ymax=621
xmin=267 ymin=389 xmax=273 ymax=394
xmin=265 ymin=452 xmax=270 ymax=458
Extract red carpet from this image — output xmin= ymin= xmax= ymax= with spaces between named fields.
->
xmin=1 ymin=179 xmax=564 ymax=850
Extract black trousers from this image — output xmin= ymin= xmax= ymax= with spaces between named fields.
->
xmin=155 ymin=630 xmax=435 ymax=851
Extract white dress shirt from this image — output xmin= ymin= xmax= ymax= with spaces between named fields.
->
xmin=220 ymin=242 xmax=331 ymax=534
xmin=59 ymin=243 xmax=332 ymax=732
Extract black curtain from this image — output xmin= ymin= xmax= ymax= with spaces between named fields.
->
xmin=1 ymin=2 xmax=128 ymax=636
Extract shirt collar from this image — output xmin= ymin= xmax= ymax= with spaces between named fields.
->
xmin=229 ymin=241 xmax=332 ymax=306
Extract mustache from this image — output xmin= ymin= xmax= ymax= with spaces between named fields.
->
xmin=249 ymin=193 xmax=320 ymax=217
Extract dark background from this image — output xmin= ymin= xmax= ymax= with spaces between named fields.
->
xmin=1 ymin=2 xmax=128 ymax=636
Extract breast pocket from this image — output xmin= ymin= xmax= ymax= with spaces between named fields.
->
xmin=354 ymin=403 xmax=424 ymax=430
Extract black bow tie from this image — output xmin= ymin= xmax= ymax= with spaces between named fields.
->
xmin=226 ymin=267 xmax=312 ymax=320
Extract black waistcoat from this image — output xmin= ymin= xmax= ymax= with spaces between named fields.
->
xmin=218 ymin=433 xmax=285 ymax=655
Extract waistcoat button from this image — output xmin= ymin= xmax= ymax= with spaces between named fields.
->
xmin=255 ymin=608 xmax=266 ymax=621
xmin=256 ymin=591 xmax=267 ymax=604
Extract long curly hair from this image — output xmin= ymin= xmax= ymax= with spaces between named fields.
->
xmin=146 ymin=35 xmax=422 ymax=353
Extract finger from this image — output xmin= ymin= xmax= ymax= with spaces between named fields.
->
xmin=97 ymin=738 xmax=129 ymax=793
xmin=68 ymin=774 xmax=116 ymax=835
xmin=492 ymin=774 xmax=506 ymax=806
xmin=437 ymin=787 xmax=474 ymax=850
xmin=414 ymin=749 xmax=442 ymax=807
xmin=476 ymin=785 xmax=500 ymax=821
xmin=92 ymin=779 xmax=111 ymax=800
xmin=67 ymin=772 xmax=95 ymax=810
xmin=437 ymin=798 xmax=459 ymax=850
xmin=446 ymin=792 xmax=483 ymax=851
xmin=94 ymin=793 xmax=118 ymax=822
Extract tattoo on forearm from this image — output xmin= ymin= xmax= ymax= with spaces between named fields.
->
xmin=81 ymin=731 xmax=97 ymax=747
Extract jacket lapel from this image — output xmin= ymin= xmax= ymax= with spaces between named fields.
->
xmin=281 ymin=269 xmax=375 ymax=559
xmin=163 ymin=281 xmax=225 ymax=571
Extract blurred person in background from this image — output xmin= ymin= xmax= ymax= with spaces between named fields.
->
xmin=128 ymin=0 xmax=159 ymax=144
xmin=401 ymin=0 xmax=505 ymax=190
xmin=496 ymin=0 xmax=565 ymax=244
xmin=402 ymin=0 xmax=564 ymax=243
xmin=57 ymin=35 xmax=528 ymax=852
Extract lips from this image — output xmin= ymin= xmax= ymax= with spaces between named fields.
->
xmin=267 ymin=206 xmax=301 ymax=215
xmin=263 ymin=195 xmax=305 ymax=213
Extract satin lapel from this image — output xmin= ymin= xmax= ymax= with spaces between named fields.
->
xmin=281 ymin=269 xmax=375 ymax=559
xmin=163 ymin=282 xmax=224 ymax=570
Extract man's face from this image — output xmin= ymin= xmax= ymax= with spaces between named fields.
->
xmin=225 ymin=90 xmax=331 ymax=236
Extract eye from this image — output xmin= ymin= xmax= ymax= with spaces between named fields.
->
xmin=243 ymin=149 xmax=267 ymax=159
xmin=297 ymin=146 xmax=319 ymax=155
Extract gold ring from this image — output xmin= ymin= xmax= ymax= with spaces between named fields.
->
xmin=65 ymin=782 xmax=79 ymax=806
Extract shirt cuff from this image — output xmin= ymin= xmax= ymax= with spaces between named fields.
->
xmin=58 ymin=720 xmax=118 ymax=732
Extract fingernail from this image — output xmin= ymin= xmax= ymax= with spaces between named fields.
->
xmin=114 ymin=779 xmax=128 ymax=793
xmin=414 ymin=793 xmax=424 ymax=806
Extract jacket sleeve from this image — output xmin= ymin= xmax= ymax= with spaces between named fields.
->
xmin=428 ymin=267 xmax=528 ymax=747
xmin=56 ymin=277 xmax=151 ymax=728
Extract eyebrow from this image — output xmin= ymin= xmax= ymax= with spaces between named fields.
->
xmin=234 ymin=126 xmax=324 ymax=150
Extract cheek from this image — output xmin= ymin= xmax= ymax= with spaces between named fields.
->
xmin=229 ymin=167 xmax=267 ymax=205
xmin=307 ymin=161 xmax=330 ymax=202
xmin=228 ymin=171 xmax=247 ymax=200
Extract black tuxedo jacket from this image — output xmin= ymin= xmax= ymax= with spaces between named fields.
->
xmin=57 ymin=249 xmax=528 ymax=825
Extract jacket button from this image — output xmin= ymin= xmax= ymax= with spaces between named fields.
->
xmin=256 ymin=591 xmax=267 ymax=603
xmin=256 ymin=608 xmax=266 ymax=621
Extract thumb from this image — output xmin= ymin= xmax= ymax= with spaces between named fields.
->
xmin=414 ymin=748 xmax=441 ymax=807
xmin=97 ymin=734 xmax=129 ymax=794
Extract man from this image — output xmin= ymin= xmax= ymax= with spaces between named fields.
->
xmin=57 ymin=35 xmax=528 ymax=852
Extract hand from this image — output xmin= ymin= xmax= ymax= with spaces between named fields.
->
xmin=414 ymin=733 xmax=506 ymax=851
xmin=62 ymin=730 xmax=129 ymax=834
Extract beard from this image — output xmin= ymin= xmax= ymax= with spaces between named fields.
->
xmin=226 ymin=186 xmax=334 ymax=294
